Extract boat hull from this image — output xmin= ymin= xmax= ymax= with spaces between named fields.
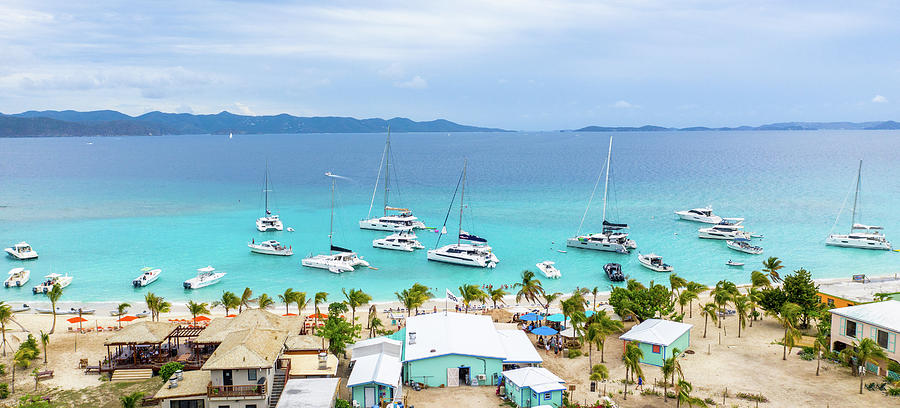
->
xmin=674 ymin=211 xmax=722 ymax=224
xmin=183 ymin=273 xmax=225 ymax=289
xmin=426 ymin=248 xmax=495 ymax=268
xmin=825 ymin=235 xmax=891 ymax=250
xmin=565 ymin=238 xmax=630 ymax=253
xmin=359 ymin=219 xmax=426 ymax=231
xmin=536 ymin=263 xmax=561 ymax=279
xmin=248 ymin=246 xmax=293 ymax=256
xmin=726 ymin=241 xmax=763 ymax=255
xmin=256 ymin=217 xmax=284 ymax=232
xmin=5 ymin=248 xmax=38 ymax=260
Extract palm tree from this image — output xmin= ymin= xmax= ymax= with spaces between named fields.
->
xmin=711 ymin=281 xmax=734 ymax=331
xmin=750 ymin=270 xmax=771 ymax=288
xmin=669 ymin=273 xmax=687 ymax=300
xmin=212 ymin=291 xmax=240 ymax=316
xmin=733 ymin=294 xmax=749 ymax=338
xmin=772 ymin=302 xmax=802 ymax=360
xmin=622 ymin=342 xmax=644 ymax=400
xmin=343 ymin=288 xmax=372 ymax=323
xmin=409 ymin=283 xmax=433 ymax=315
xmin=47 ymin=283 xmax=63 ymax=333
xmin=589 ymin=363 xmax=609 ymax=394
xmin=278 ymin=288 xmax=296 ymax=315
xmin=746 ymin=287 xmax=762 ymax=326
xmin=661 ymin=353 xmax=675 ymax=402
xmin=458 ymin=284 xmax=486 ymax=313
xmin=395 ymin=289 xmax=417 ymax=317
xmin=186 ymin=300 xmax=210 ymax=322
xmin=761 ymin=256 xmax=784 ymax=283
xmin=119 ymin=391 xmax=145 ymax=408
xmin=293 ymin=291 xmax=309 ymax=322
xmin=0 ymin=302 xmax=12 ymax=357
xmin=314 ymin=291 xmax=328 ymax=328
xmin=144 ymin=292 xmax=159 ymax=322
xmin=684 ymin=281 xmax=706 ymax=318
xmin=590 ymin=286 xmax=601 ymax=311
xmin=369 ymin=316 xmax=383 ymax=338
xmin=115 ymin=302 xmax=131 ymax=328
xmin=542 ymin=292 xmax=562 ymax=318
xmin=678 ymin=290 xmax=698 ymax=316
xmin=488 ymin=287 xmax=507 ymax=309
xmin=560 ymin=295 xmax=585 ymax=330
xmin=700 ymin=303 xmax=718 ymax=338
xmin=157 ymin=297 xmax=171 ymax=321
xmin=514 ymin=270 xmax=545 ymax=306
xmin=40 ymin=331 xmax=50 ymax=364
xmin=675 ymin=379 xmax=706 ymax=408
xmin=256 ymin=294 xmax=275 ymax=309
xmin=594 ymin=311 xmax=623 ymax=363
xmin=843 ymin=338 xmax=888 ymax=394
xmin=239 ymin=287 xmax=254 ymax=312
xmin=12 ymin=346 xmax=37 ymax=393
xmin=813 ymin=331 xmax=828 ymax=376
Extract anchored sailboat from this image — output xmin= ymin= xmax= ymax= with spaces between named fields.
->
xmin=826 ymin=160 xmax=891 ymax=250
xmin=302 ymin=172 xmax=370 ymax=273
xmin=360 ymin=128 xmax=426 ymax=231
xmin=256 ymin=162 xmax=283 ymax=232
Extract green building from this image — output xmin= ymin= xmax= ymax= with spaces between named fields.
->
xmin=347 ymin=337 xmax=403 ymax=408
xmin=619 ymin=319 xmax=692 ymax=367
xmin=502 ymin=367 xmax=566 ymax=407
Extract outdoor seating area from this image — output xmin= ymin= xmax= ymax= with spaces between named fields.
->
xmin=100 ymin=321 xmax=206 ymax=373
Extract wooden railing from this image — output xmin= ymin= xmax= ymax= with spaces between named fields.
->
xmin=207 ymin=381 xmax=266 ymax=398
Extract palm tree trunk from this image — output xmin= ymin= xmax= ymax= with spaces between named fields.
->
xmin=664 ymin=381 xmax=667 ymax=402
xmin=738 ymin=319 xmax=741 ymax=338
xmin=703 ymin=316 xmax=708 ymax=338
xmin=816 ymin=355 xmax=820 ymax=376
xmin=1 ymin=324 xmax=6 ymax=357
xmin=50 ymin=310 xmax=57 ymax=334
xmin=600 ymin=340 xmax=605 ymax=363
xmin=782 ymin=328 xmax=788 ymax=361
xmin=351 ymin=308 xmax=355 ymax=323
xmin=623 ymin=366 xmax=628 ymax=400
xmin=11 ymin=363 xmax=15 ymax=393
xmin=859 ymin=372 xmax=864 ymax=394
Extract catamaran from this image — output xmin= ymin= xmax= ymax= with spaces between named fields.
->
xmin=5 ymin=242 xmax=38 ymax=260
xmin=248 ymin=239 xmax=293 ymax=256
xmin=33 ymin=273 xmax=73 ymax=294
xmin=302 ymin=173 xmax=370 ymax=273
xmin=826 ymin=160 xmax=892 ymax=250
xmin=427 ymin=160 xmax=499 ymax=268
xmin=674 ymin=206 xmax=743 ymax=225
xmin=372 ymin=228 xmax=424 ymax=252
xmin=5 ymin=268 xmax=30 ymax=287
xmin=567 ymin=137 xmax=636 ymax=254
xmin=132 ymin=267 xmax=162 ymax=287
xmin=360 ymin=129 xmax=426 ymax=231
xmin=183 ymin=266 xmax=225 ymax=289
xmin=256 ymin=162 xmax=284 ymax=232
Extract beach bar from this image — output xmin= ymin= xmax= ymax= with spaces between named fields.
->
xmin=619 ymin=319 xmax=692 ymax=367
xmin=102 ymin=322 xmax=205 ymax=374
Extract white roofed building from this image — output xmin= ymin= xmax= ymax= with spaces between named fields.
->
xmin=619 ymin=319 xmax=692 ymax=367
xmin=501 ymin=367 xmax=566 ymax=408
xmin=830 ymin=300 xmax=900 ymax=378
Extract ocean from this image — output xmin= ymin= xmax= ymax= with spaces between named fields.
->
xmin=1 ymin=131 xmax=898 ymax=303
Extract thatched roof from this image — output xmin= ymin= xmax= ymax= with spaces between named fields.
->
xmin=195 ymin=309 xmax=301 ymax=344
xmin=104 ymin=322 xmax=177 ymax=345
xmin=153 ymin=370 xmax=209 ymax=399
xmin=202 ymin=328 xmax=288 ymax=370
xmin=285 ymin=334 xmax=325 ymax=351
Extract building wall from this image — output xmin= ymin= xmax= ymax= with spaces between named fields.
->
xmin=626 ymin=330 xmax=691 ymax=368
xmin=404 ymin=354 xmax=504 ymax=387
xmin=817 ymin=293 xmax=857 ymax=308
xmin=831 ymin=314 xmax=899 ymax=374
xmin=503 ymin=383 xmax=563 ymax=408
xmin=350 ymin=383 xmax=395 ymax=407
xmin=203 ymin=398 xmax=267 ymax=408
xmin=209 ymin=368 xmax=273 ymax=388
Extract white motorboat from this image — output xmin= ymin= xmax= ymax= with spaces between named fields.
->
xmin=183 ymin=266 xmax=226 ymax=289
xmin=427 ymin=161 xmax=499 ymax=268
xmin=256 ymin=163 xmax=284 ymax=232
xmin=536 ymin=261 xmax=561 ymax=279
xmin=373 ymin=228 xmax=424 ymax=252
xmin=34 ymin=307 xmax=94 ymax=315
xmin=110 ymin=308 xmax=128 ymax=316
xmin=11 ymin=304 xmax=30 ymax=313
xmin=5 ymin=267 xmax=31 ymax=287
xmin=698 ymin=224 xmax=751 ymax=240
xmin=826 ymin=160 xmax=891 ymax=250
xmin=638 ymin=253 xmax=673 ymax=273
xmin=5 ymin=242 xmax=38 ymax=260
xmin=302 ymin=173 xmax=370 ymax=274
xmin=726 ymin=239 xmax=763 ymax=255
xmin=674 ymin=207 xmax=744 ymax=224
xmin=32 ymin=273 xmax=73 ymax=294
xmin=567 ymin=137 xmax=636 ymax=254
xmin=360 ymin=129 xmax=426 ymax=231
xmin=132 ymin=267 xmax=162 ymax=287
xmin=248 ymin=239 xmax=293 ymax=256
xmin=726 ymin=260 xmax=745 ymax=267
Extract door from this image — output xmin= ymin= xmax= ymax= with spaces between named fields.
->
xmin=447 ymin=367 xmax=460 ymax=387
xmin=364 ymin=387 xmax=376 ymax=407
xmin=222 ymin=369 xmax=233 ymax=386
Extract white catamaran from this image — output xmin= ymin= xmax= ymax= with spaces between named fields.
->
xmin=826 ymin=160 xmax=891 ymax=250
xmin=360 ymin=128 xmax=426 ymax=231
xmin=256 ymin=162 xmax=284 ymax=232
xmin=302 ymin=173 xmax=370 ymax=274
xmin=426 ymin=160 xmax=499 ymax=268
xmin=567 ymin=137 xmax=636 ymax=254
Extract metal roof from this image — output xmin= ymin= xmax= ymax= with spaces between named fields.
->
xmin=618 ymin=319 xmax=692 ymax=346
xmin=830 ymin=300 xmax=900 ymax=332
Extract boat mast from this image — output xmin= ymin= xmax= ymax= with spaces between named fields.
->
xmin=329 ymin=174 xmax=335 ymax=255
xmin=601 ymin=137 xmax=613 ymax=223
xmin=458 ymin=159 xmax=467 ymax=246
xmin=850 ymin=160 xmax=862 ymax=229
xmin=383 ymin=126 xmax=391 ymax=216
xmin=264 ymin=161 xmax=270 ymax=215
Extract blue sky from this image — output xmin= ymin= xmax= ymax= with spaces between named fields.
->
xmin=0 ymin=0 xmax=898 ymax=129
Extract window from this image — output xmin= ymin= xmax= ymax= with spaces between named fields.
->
xmin=652 ymin=345 xmax=661 ymax=354
xmin=827 ymin=298 xmax=834 ymax=306
xmin=170 ymin=401 xmax=204 ymax=408
xmin=245 ymin=405 xmax=257 ymax=408
xmin=247 ymin=369 xmax=257 ymax=381
xmin=544 ymin=392 xmax=552 ymax=400
xmin=846 ymin=320 xmax=857 ymax=338
xmin=878 ymin=330 xmax=889 ymax=349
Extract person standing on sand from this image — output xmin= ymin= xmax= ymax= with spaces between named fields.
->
xmin=637 ymin=376 xmax=643 ymax=390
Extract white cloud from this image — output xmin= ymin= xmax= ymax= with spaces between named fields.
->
xmin=377 ymin=63 xmax=405 ymax=79
xmin=611 ymin=100 xmax=640 ymax=109
xmin=872 ymin=94 xmax=888 ymax=103
xmin=233 ymin=102 xmax=254 ymax=115
xmin=395 ymin=75 xmax=428 ymax=89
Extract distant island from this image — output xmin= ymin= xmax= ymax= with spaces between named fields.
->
xmin=0 ymin=110 xmax=508 ymax=137
xmin=575 ymin=121 xmax=900 ymax=132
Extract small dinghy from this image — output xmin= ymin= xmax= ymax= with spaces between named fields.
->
xmin=726 ymin=260 xmax=745 ymax=267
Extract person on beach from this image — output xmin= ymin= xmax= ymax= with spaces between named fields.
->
xmin=638 ymin=376 xmax=644 ymax=390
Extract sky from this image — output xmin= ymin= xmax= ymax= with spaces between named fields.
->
xmin=0 ymin=0 xmax=898 ymax=130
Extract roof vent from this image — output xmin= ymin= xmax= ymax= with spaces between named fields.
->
xmin=408 ymin=331 xmax=416 ymax=345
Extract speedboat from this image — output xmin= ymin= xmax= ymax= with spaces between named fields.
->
xmin=698 ymin=224 xmax=751 ymax=240
xmin=11 ymin=304 xmax=30 ymax=313
xmin=726 ymin=239 xmax=763 ymax=255
xmin=360 ymin=129 xmax=426 ymax=231
xmin=675 ymin=207 xmax=744 ymax=224
xmin=32 ymin=273 xmax=73 ymax=294
xmin=256 ymin=163 xmax=284 ymax=232
xmin=373 ymin=228 xmax=424 ymax=252
xmin=638 ymin=253 xmax=673 ymax=273
xmin=536 ymin=261 xmax=561 ymax=279
xmin=110 ymin=308 xmax=128 ymax=316
xmin=132 ymin=267 xmax=162 ymax=287
xmin=5 ymin=268 xmax=31 ymax=287
xmin=5 ymin=242 xmax=38 ymax=260
xmin=183 ymin=266 xmax=225 ymax=289
xmin=427 ymin=243 xmax=498 ymax=268
xmin=826 ymin=161 xmax=891 ymax=250
xmin=34 ymin=307 xmax=94 ymax=315
xmin=726 ymin=260 xmax=745 ymax=267
xmin=604 ymin=263 xmax=625 ymax=282
xmin=302 ymin=251 xmax=370 ymax=274
xmin=248 ymin=239 xmax=293 ymax=256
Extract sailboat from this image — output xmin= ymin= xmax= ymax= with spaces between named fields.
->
xmin=826 ymin=160 xmax=891 ymax=250
xmin=566 ymin=137 xmax=636 ymax=254
xmin=302 ymin=173 xmax=370 ymax=273
xmin=256 ymin=162 xmax=284 ymax=232
xmin=426 ymin=160 xmax=499 ymax=268
xmin=359 ymin=128 xmax=426 ymax=231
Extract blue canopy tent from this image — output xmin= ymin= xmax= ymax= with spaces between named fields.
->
xmin=520 ymin=313 xmax=543 ymax=321
xmin=531 ymin=326 xmax=558 ymax=336
xmin=546 ymin=314 xmax=565 ymax=322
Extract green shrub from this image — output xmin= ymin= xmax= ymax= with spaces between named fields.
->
xmin=158 ymin=362 xmax=184 ymax=382
xmin=666 ymin=391 xmax=677 ymax=399
xmin=334 ymin=399 xmax=351 ymax=408
xmin=736 ymin=392 xmax=769 ymax=402
xmin=0 ymin=364 xmax=5 ymax=375
xmin=15 ymin=395 xmax=51 ymax=408
xmin=567 ymin=349 xmax=582 ymax=359
xmin=640 ymin=389 xmax=660 ymax=396
xmin=704 ymin=397 xmax=717 ymax=405
xmin=887 ymin=387 xmax=900 ymax=397
xmin=0 ymin=383 xmax=8 ymax=399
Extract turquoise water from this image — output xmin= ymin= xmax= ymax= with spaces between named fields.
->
xmin=1 ymin=131 xmax=898 ymax=302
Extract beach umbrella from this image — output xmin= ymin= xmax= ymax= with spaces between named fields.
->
xmin=308 ymin=313 xmax=328 ymax=320
xmin=118 ymin=315 xmax=138 ymax=322
xmin=584 ymin=310 xmax=596 ymax=318
xmin=67 ymin=316 xmax=87 ymax=324
xmin=559 ymin=327 xmax=576 ymax=338
xmin=193 ymin=316 xmax=210 ymax=322
xmin=546 ymin=314 xmax=565 ymax=322
xmin=519 ymin=313 xmax=542 ymax=321
xmin=225 ymin=314 xmax=237 ymax=318
xmin=530 ymin=326 xmax=558 ymax=336
xmin=282 ymin=313 xmax=298 ymax=317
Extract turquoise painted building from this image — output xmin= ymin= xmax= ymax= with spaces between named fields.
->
xmin=502 ymin=367 xmax=566 ymax=408
xmin=619 ymin=319 xmax=692 ymax=367
xmin=348 ymin=337 xmax=403 ymax=408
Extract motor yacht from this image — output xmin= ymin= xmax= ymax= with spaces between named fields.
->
xmin=361 ymin=128 xmax=426 ymax=231
xmin=698 ymin=224 xmax=751 ymax=240
xmin=826 ymin=160 xmax=891 ymax=250
xmin=372 ymin=228 xmax=424 ymax=252
xmin=536 ymin=261 xmax=561 ymax=279
xmin=5 ymin=268 xmax=30 ymax=287
xmin=256 ymin=163 xmax=284 ymax=232
xmin=32 ymin=273 xmax=73 ymax=294
xmin=303 ymin=172 xmax=370 ymax=274
xmin=726 ymin=239 xmax=763 ymax=255
xmin=674 ymin=207 xmax=744 ymax=224
xmin=132 ymin=267 xmax=161 ymax=287
xmin=183 ymin=266 xmax=225 ymax=289
xmin=604 ymin=263 xmax=625 ymax=282
xmin=248 ymin=239 xmax=293 ymax=256
xmin=638 ymin=253 xmax=673 ymax=273
xmin=5 ymin=242 xmax=38 ymax=260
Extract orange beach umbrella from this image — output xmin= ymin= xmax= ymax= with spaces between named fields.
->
xmin=118 ymin=315 xmax=138 ymax=322
xmin=67 ymin=316 xmax=88 ymax=324
xmin=193 ymin=316 xmax=210 ymax=322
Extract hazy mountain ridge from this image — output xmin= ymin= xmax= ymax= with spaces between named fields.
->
xmin=576 ymin=120 xmax=900 ymax=132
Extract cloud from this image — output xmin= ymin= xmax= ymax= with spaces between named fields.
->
xmin=610 ymin=100 xmax=640 ymax=109
xmin=233 ymin=102 xmax=254 ymax=115
xmin=872 ymin=94 xmax=888 ymax=103
xmin=377 ymin=63 xmax=405 ymax=79
xmin=395 ymin=75 xmax=428 ymax=89
xmin=175 ymin=104 xmax=194 ymax=114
